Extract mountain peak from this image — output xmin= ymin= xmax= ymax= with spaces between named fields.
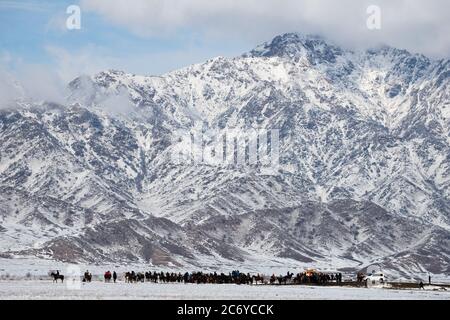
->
xmin=244 ymin=33 xmax=343 ymax=64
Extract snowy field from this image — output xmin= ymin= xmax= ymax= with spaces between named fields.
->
xmin=0 ymin=280 xmax=449 ymax=300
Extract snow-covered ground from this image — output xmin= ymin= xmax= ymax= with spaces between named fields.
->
xmin=0 ymin=280 xmax=448 ymax=300
xmin=1 ymin=257 xmax=449 ymax=285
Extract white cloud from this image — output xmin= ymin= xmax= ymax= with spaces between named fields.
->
xmin=99 ymin=87 xmax=136 ymax=116
xmin=44 ymin=45 xmax=119 ymax=82
xmin=0 ymin=45 xmax=127 ymax=107
xmin=0 ymin=61 xmax=66 ymax=107
xmin=0 ymin=68 xmax=21 ymax=109
xmin=0 ymin=45 xmax=110 ymax=107
xmin=80 ymin=0 xmax=450 ymax=58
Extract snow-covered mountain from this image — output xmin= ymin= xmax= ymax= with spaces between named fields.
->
xmin=0 ymin=33 xmax=449 ymax=277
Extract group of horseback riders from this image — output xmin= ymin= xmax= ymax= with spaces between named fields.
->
xmin=120 ymin=269 xmax=344 ymax=286
xmin=123 ymin=270 xmax=259 ymax=285
xmin=50 ymin=268 xmax=344 ymax=286
xmin=290 ymin=271 xmax=343 ymax=285
xmin=80 ymin=270 xmax=117 ymax=282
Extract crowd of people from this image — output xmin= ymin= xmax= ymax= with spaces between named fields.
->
xmin=90 ymin=269 xmax=345 ymax=286
xmin=289 ymin=271 xmax=343 ymax=285
xmin=46 ymin=267 xmax=386 ymax=287
xmin=123 ymin=270 xmax=255 ymax=284
xmin=50 ymin=268 xmax=347 ymax=286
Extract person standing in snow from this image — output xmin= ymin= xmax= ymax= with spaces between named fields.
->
xmin=113 ymin=271 xmax=117 ymax=283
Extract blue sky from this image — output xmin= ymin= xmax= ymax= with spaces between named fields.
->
xmin=0 ymin=0 xmax=250 ymax=79
xmin=1 ymin=0 xmax=449 ymax=84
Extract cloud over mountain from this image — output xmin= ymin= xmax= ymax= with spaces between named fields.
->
xmin=81 ymin=0 xmax=450 ymax=58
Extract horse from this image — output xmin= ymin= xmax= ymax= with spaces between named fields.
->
xmin=293 ymin=273 xmax=305 ymax=284
xmin=83 ymin=272 xmax=92 ymax=283
xmin=277 ymin=275 xmax=287 ymax=285
xmin=136 ymin=272 xmax=145 ymax=283
xmin=284 ymin=272 xmax=294 ymax=284
xmin=125 ymin=272 xmax=137 ymax=283
xmin=276 ymin=273 xmax=293 ymax=285
xmin=51 ymin=272 xmax=64 ymax=283
xmin=270 ymin=274 xmax=276 ymax=285
xmin=252 ymin=274 xmax=264 ymax=285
